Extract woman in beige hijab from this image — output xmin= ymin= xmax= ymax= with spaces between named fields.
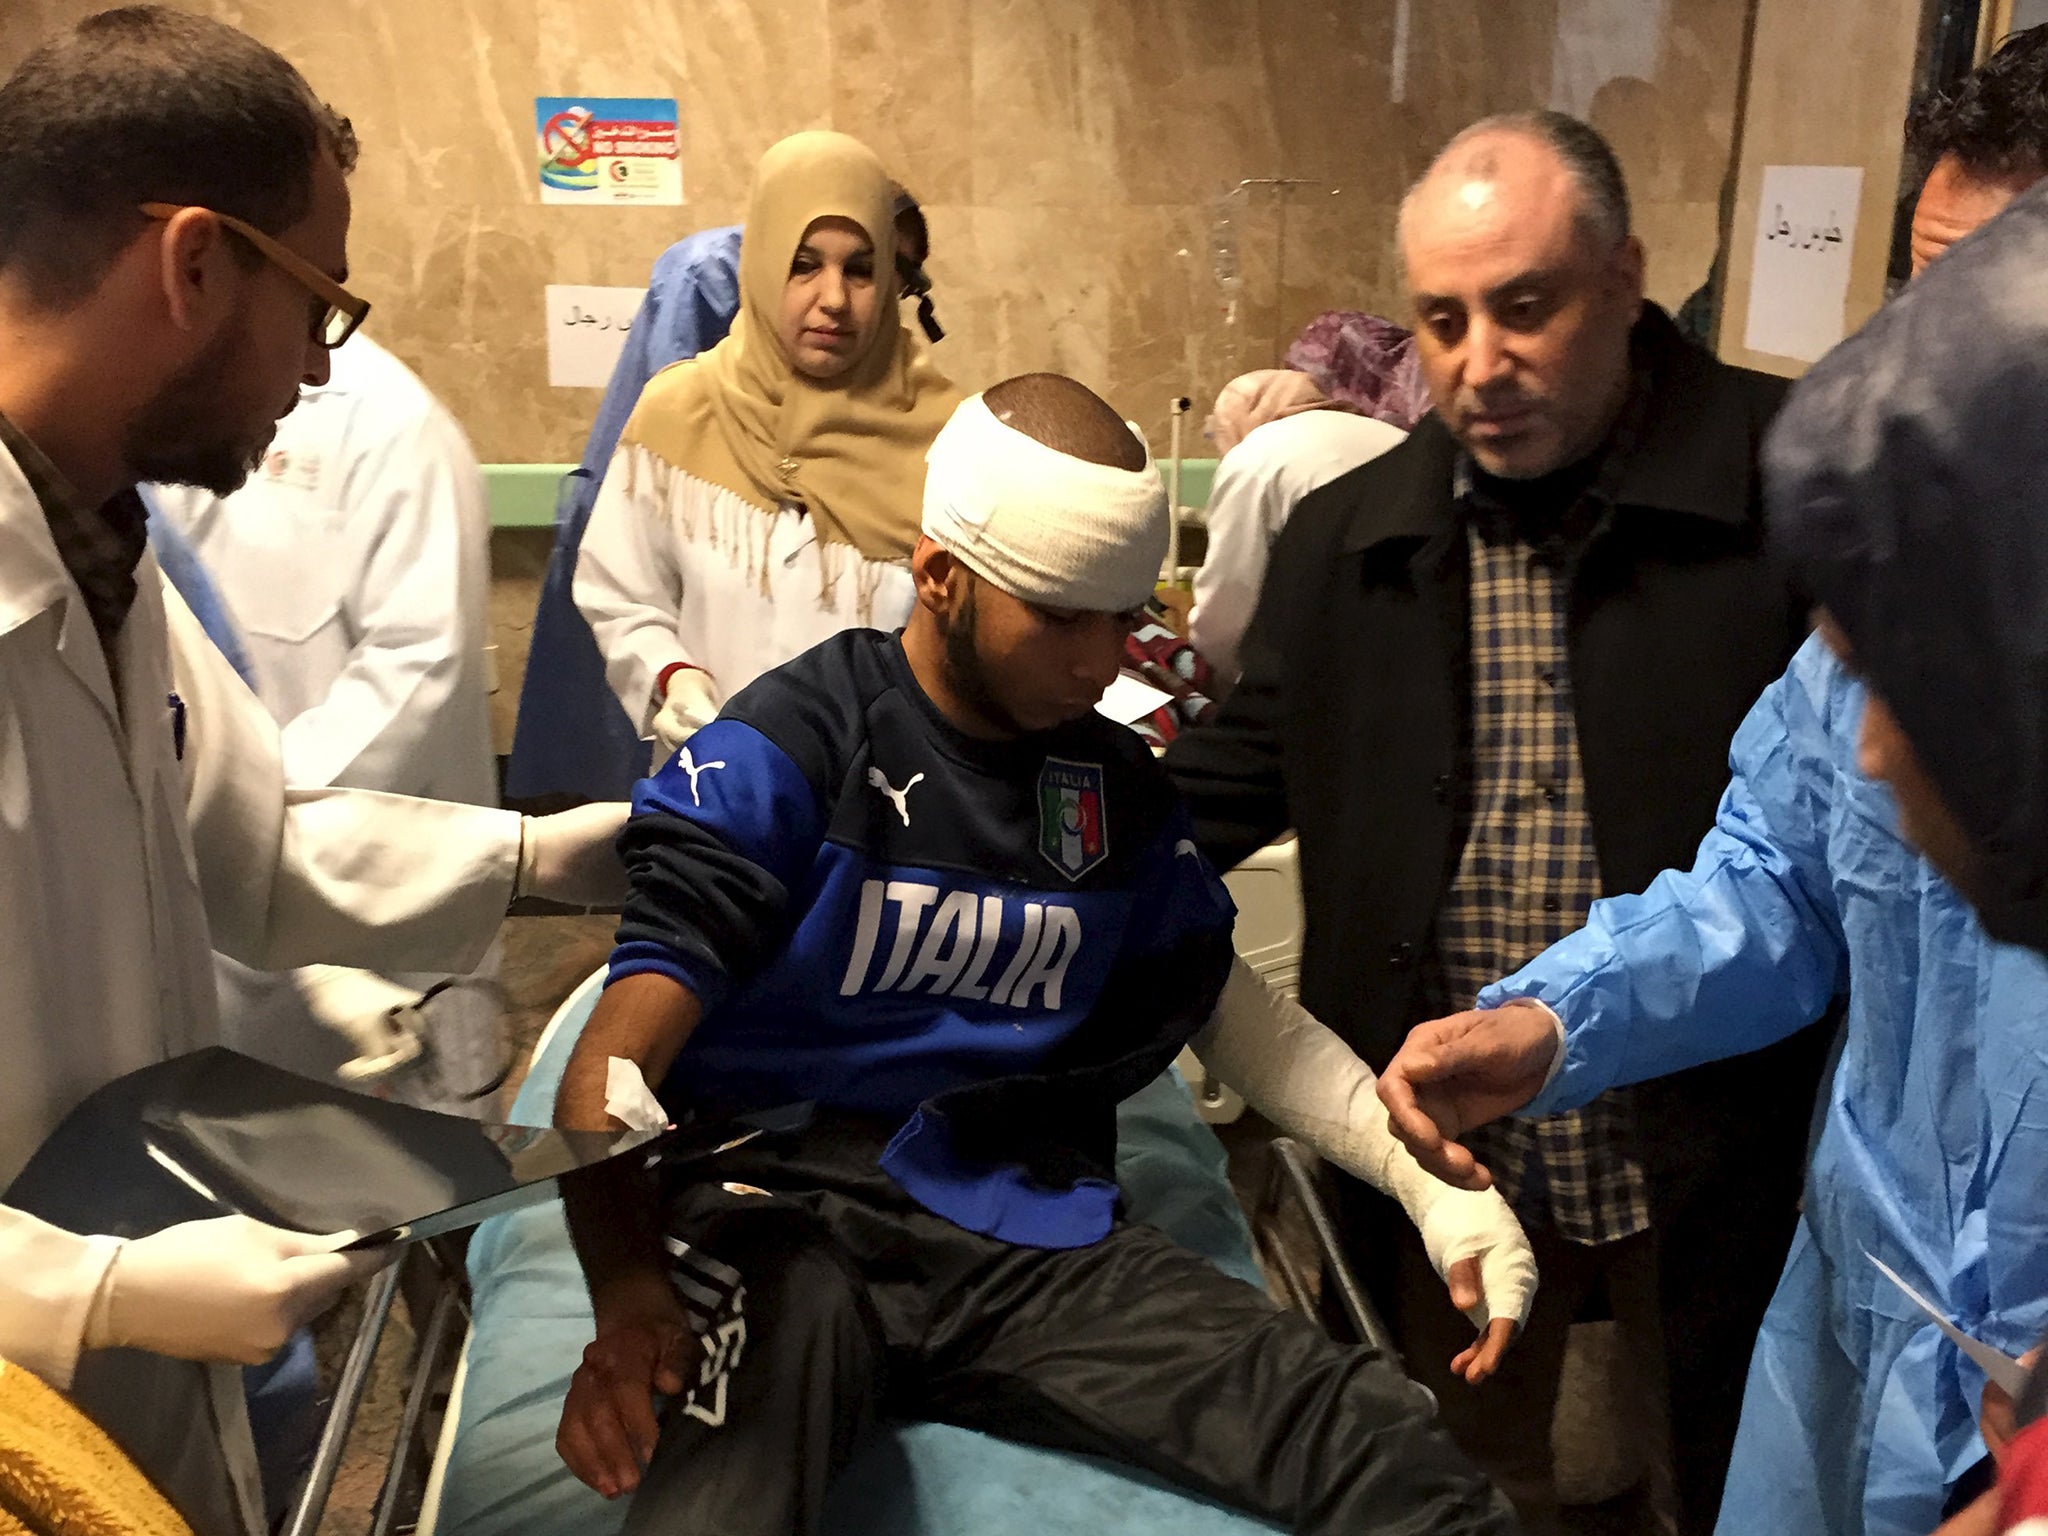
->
xmin=576 ymin=131 xmax=960 ymax=759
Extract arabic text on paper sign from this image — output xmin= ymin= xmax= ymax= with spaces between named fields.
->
xmin=1764 ymin=204 xmax=1847 ymax=252
xmin=1743 ymin=164 xmax=1864 ymax=364
xmin=545 ymin=284 xmax=650 ymax=388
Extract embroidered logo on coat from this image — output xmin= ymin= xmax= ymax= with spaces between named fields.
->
xmin=865 ymin=765 xmax=925 ymax=827
xmin=1037 ymin=758 xmax=1108 ymax=881
xmin=258 ymin=446 xmax=323 ymax=493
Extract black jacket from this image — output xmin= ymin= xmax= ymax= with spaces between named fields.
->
xmin=1167 ymin=304 xmax=1826 ymax=1205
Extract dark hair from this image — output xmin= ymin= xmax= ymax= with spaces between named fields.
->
xmin=889 ymin=185 xmax=943 ymax=341
xmin=984 ymin=373 xmax=1145 ymax=470
xmin=1905 ymin=24 xmax=2048 ymax=185
xmin=890 ymin=187 xmax=931 ymax=269
xmin=1408 ymin=109 xmax=1632 ymax=250
xmin=0 ymin=5 xmax=357 ymax=309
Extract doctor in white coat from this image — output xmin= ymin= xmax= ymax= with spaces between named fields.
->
xmin=0 ymin=13 xmax=622 ymax=1531
xmin=152 ymin=333 xmax=507 ymax=1101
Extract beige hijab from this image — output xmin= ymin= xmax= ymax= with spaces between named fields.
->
xmin=620 ymin=131 xmax=960 ymax=563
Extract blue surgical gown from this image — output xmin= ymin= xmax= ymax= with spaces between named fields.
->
xmin=144 ymin=490 xmax=255 ymax=686
xmin=505 ymin=225 xmax=742 ymax=801
xmin=1491 ymin=633 xmax=2048 ymax=1536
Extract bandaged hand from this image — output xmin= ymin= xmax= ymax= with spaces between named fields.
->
xmin=295 ymin=965 xmax=426 ymax=1083
xmin=652 ymin=666 xmax=721 ymax=756
xmin=83 ymin=1216 xmax=387 ymax=1365
xmin=517 ymin=803 xmax=631 ymax=909
xmin=1190 ymin=957 xmax=1538 ymax=1383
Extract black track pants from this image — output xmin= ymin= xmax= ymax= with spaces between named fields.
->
xmin=620 ymin=1120 xmax=1518 ymax=1536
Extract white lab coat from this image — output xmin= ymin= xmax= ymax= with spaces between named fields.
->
xmin=151 ymin=337 xmax=495 ymax=805
xmin=574 ymin=442 xmax=915 ymax=740
xmin=151 ymin=337 xmax=504 ymax=1094
xmin=1188 ymin=409 xmax=1407 ymax=683
xmin=0 ymin=435 xmax=520 ymax=1395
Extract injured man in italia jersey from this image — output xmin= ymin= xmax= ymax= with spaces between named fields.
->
xmin=550 ymin=373 xmax=1536 ymax=1536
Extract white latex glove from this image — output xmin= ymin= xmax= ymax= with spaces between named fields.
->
xmin=295 ymin=964 xmax=426 ymax=1083
xmin=516 ymin=802 xmax=631 ymax=908
xmin=1191 ymin=958 xmax=1539 ymax=1344
xmin=83 ymin=1216 xmax=388 ymax=1365
xmin=652 ymin=667 xmax=722 ymax=756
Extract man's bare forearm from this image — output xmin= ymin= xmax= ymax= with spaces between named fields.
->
xmin=557 ymin=973 xmax=704 ymax=1305
xmin=555 ymin=972 xmax=704 ymax=1131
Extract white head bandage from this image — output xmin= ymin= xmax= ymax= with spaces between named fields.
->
xmin=921 ymin=393 xmax=1168 ymax=613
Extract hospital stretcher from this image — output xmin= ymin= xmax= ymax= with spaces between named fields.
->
xmin=285 ymin=839 xmax=1398 ymax=1535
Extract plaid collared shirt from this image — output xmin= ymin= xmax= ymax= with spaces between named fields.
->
xmin=1425 ymin=456 xmax=1651 ymax=1248
xmin=0 ymin=408 xmax=148 ymax=655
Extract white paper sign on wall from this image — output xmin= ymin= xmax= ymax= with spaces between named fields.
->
xmin=1743 ymin=164 xmax=1864 ymax=364
xmin=545 ymin=284 xmax=648 ymax=389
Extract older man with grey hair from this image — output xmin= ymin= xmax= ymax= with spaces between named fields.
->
xmin=1167 ymin=110 xmax=1828 ymax=1535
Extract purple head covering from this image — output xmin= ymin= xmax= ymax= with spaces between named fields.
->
xmin=1284 ymin=311 xmax=1433 ymax=431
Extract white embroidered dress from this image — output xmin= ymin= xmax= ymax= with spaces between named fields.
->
xmin=574 ymin=439 xmax=915 ymax=743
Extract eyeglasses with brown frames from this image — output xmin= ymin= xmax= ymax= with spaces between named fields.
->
xmin=138 ymin=201 xmax=370 ymax=349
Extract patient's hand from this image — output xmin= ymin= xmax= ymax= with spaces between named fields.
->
xmin=557 ymin=1271 xmax=697 ymax=1499
xmin=1445 ymin=1256 xmax=1519 ymax=1385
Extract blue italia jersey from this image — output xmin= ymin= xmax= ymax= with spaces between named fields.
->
xmin=610 ymin=628 xmax=1237 ymax=1247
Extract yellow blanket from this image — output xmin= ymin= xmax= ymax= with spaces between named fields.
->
xmin=0 ymin=1358 xmax=194 ymax=1536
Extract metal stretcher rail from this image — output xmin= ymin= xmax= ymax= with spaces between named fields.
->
xmin=285 ymin=1263 xmax=401 ymax=1536
xmin=285 ymin=1239 xmax=473 ymax=1536
xmin=1255 ymin=1137 xmax=1402 ymax=1368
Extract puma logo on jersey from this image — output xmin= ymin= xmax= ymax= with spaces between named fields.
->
xmin=678 ymin=747 xmax=726 ymax=807
xmin=839 ymin=879 xmax=1083 ymax=1009
xmin=866 ymin=766 xmax=925 ymax=827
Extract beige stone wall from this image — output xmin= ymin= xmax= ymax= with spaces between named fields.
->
xmin=6 ymin=0 xmax=1753 ymax=458
xmin=1715 ymin=0 xmax=1925 ymax=375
